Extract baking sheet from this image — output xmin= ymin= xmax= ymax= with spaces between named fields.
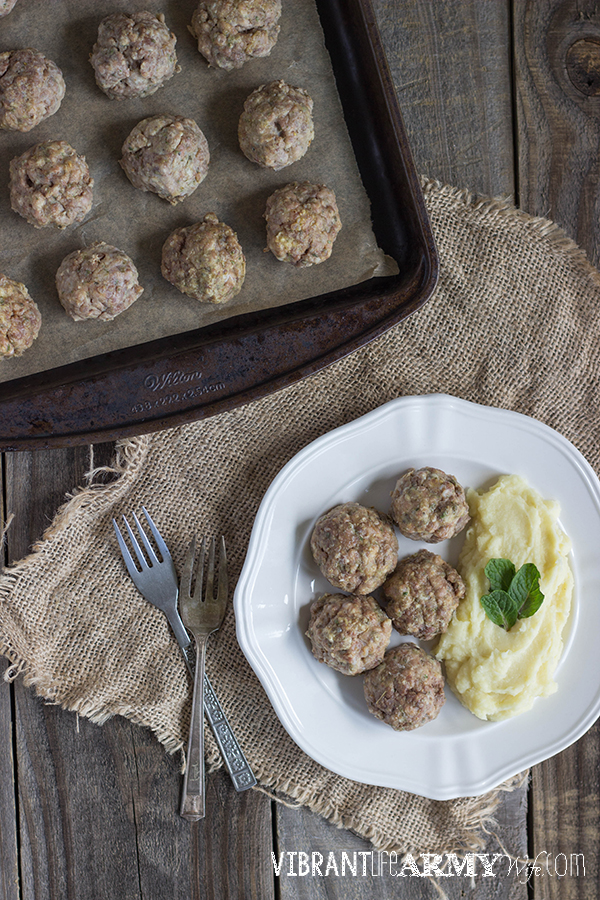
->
xmin=0 ymin=0 xmax=395 ymax=384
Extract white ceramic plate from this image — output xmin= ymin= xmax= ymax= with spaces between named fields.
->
xmin=234 ymin=394 xmax=600 ymax=799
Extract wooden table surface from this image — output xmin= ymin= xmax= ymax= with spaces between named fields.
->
xmin=1 ymin=2 xmax=598 ymax=898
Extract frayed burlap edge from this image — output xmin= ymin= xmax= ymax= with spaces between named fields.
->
xmin=250 ymin=770 xmax=529 ymax=856
xmin=420 ymin=175 xmax=600 ymax=283
xmin=0 ymin=436 xmax=150 ymax=694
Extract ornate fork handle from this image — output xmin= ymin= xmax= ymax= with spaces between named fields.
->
xmin=180 ymin=636 xmax=207 ymax=819
xmin=182 ymin=645 xmax=256 ymax=791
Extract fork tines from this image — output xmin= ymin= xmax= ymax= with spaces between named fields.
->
xmin=112 ymin=506 xmax=171 ymax=575
xmin=181 ymin=535 xmax=227 ymax=604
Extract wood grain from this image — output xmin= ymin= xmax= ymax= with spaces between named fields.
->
xmin=512 ymin=4 xmax=600 ymax=897
xmin=373 ymin=0 xmax=515 ymax=198
xmin=275 ymin=794 xmax=529 ymax=899
xmin=0 ymin=661 xmax=18 ymax=900
xmin=530 ymin=726 xmax=599 ymax=899
xmin=514 ymin=0 xmax=600 ymax=265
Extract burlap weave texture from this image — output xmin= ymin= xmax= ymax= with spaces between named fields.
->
xmin=2 ymin=178 xmax=600 ymax=855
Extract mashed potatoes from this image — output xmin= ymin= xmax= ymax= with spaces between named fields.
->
xmin=435 ymin=474 xmax=573 ymax=721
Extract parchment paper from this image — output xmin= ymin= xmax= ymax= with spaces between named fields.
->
xmin=0 ymin=0 xmax=395 ymax=384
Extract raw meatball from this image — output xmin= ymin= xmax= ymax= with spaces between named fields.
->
xmin=0 ymin=274 xmax=41 ymax=358
xmin=310 ymin=502 xmax=398 ymax=595
xmin=90 ymin=11 xmax=178 ymax=100
xmin=306 ymin=593 xmax=392 ymax=676
xmin=265 ymin=182 xmax=341 ymax=267
xmin=0 ymin=48 xmax=65 ymax=132
xmin=56 ymin=242 xmax=143 ymax=321
xmin=120 ymin=115 xmax=209 ymax=205
xmin=190 ymin=0 xmax=281 ymax=70
xmin=238 ymin=80 xmax=314 ymax=170
xmin=0 ymin=0 xmax=18 ymax=17
xmin=363 ymin=644 xmax=445 ymax=731
xmin=10 ymin=141 xmax=93 ymax=229
xmin=382 ymin=549 xmax=465 ymax=640
xmin=161 ymin=213 xmax=245 ymax=304
xmin=390 ymin=466 xmax=470 ymax=543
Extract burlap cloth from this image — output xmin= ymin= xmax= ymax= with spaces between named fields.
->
xmin=2 ymin=178 xmax=600 ymax=856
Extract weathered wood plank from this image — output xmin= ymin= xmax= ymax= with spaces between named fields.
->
xmin=512 ymin=4 xmax=600 ymax=898
xmin=529 ymin=725 xmax=599 ymax=899
xmin=514 ymin=0 xmax=600 ymax=265
xmin=0 ymin=448 xmax=19 ymax=900
xmin=0 ymin=657 xmax=19 ymax=900
xmin=275 ymin=786 xmax=529 ymax=899
xmin=3 ymin=444 xmax=276 ymax=900
xmin=373 ymin=0 xmax=515 ymax=198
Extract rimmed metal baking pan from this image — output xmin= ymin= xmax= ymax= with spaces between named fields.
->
xmin=0 ymin=0 xmax=438 ymax=450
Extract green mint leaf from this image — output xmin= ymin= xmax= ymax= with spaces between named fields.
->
xmin=508 ymin=562 xmax=544 ymax=619
xmin=485 ymin=558 xmax=516 ymax=593
xmin=480 ymin=590 xmax=519 ymax=630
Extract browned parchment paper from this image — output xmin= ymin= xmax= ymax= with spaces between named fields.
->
xmin=0 ymin=0 xmax=395 ymax=383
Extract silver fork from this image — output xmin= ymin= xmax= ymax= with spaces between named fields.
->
xmin=179 ymin=535 xmax=228 ymax=820
xmin=112 ymin=509 xmax=256 ymax=794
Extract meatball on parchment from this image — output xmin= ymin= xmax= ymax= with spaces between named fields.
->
xmin=10 ymin=141 xmax=93 ymax=229
xmin=265 ymin=182 xmax=341 ymax=267
xmin=190 ymin=0 xmax=281 ymax=70
xmin=90 ymin=11 xmax=178 ymax=100
xmin=56 ymin=242 xmax=143 ymax=321
xmin=0 ymin=48 xmax=65 ymax=132
xmin=0 ymin=274 xmax=41 ymax=358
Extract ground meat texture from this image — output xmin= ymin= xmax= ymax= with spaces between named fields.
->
xmin=238 ymin=80 xmax=314 ymax=170
xmin=120 ymin=115 xmax=209 ymax=205
xmin=390 ymin=466 xmax=470 ymax=543
xmin=0 ymin=274 xmax=41 ymax=358
xmin=56 ymin=242 xmax=143 ymax=322
xmin=310 ymin=502 xmax=398 ymax=595
xmin=265 ymin=182 xmax=341 ymax=267
xmin=10 ymin=141 xmax=93 ymax=229
xmin=0 ymin=48 xmax=65 ymax=132
xmin=0 ymin=0 xmax=19 ymax=17
xmin=90 ymin=11 xmax=178 ymax=100
xmin=306 ymin=593 xmax=392 ymax=676
xmin=161 ymin=213 xmax=245 ymax=304
xmin=363 ymin=644 xmax=445 ymax=731
xmin=190 ymin=0 xmax=281 ymax=70
xmin=382 ymin=549 xmax=465 ymax=640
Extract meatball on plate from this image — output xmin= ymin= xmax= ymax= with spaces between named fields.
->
xmin=382 ymin=549 xmax=465 ymax=640
xmin=310 ymin=502 xmax=398 ymax=595
xmin=390 ymin=466 xmax=470 ymax=542
xmin=306 ymin=593 xmax=391 ymax=676
xmin=364 ymin=644 xmax=446 ymax=731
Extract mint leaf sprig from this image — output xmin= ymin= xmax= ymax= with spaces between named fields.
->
xmin=480 ymin=558 xmax=544 ymax=630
